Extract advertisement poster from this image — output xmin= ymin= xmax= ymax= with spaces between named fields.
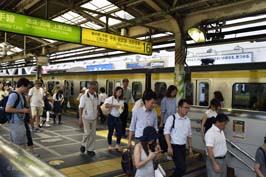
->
xmin=233 ymin=120 xmax=245 ymax=139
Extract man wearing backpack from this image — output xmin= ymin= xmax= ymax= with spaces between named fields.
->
xmin=164 ymin=99 xmax=193 ymax=177
xmin=79 ymin=81 xmax=99 ymax=156
xmin=255 ymin=135 xmax=266 ymax=177
xmin=6 ymin=77 xmax=30 ymax=148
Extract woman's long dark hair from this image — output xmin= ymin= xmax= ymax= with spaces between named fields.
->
xmin=141 ymin=140 xmax=156 ymax=156
xmin=214 ymin=91 xmax=224 ymax=102
xmin=113 ymin=86 xmax=123 ymax=100
xmin=208 ymin=98 xmax=221 ymax=110
xmin=165 ymin=85 xmax=177 ymax=98
xmin=56 ymin=90 xmax=63 ymax=100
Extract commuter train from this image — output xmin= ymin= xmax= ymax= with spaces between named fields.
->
xmin=1 ymin=62 xmax=266 ymax=112
xmin=2 ymin=63 xmax=263 ymax=177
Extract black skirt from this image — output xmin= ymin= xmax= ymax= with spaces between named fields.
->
xmin=53 ymin=101 xmax=62 ymax=114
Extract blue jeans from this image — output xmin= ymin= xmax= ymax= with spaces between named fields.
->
xmin=107 ymin=114 xmax=122 ymax=145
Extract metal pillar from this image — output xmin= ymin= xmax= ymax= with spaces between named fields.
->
xmin=174 ymin=33 xmax=186 ymax=98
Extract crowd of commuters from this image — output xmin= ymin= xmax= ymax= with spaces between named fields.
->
xmin=3 ymin=77 xmax=265 ymax=177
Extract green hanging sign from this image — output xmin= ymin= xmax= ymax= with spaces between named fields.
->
xmin=0 ymin=10 xmax=81 ymax=43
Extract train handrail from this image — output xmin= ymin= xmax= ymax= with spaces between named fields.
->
xmin=0 ymin=136 xmax=66 ymax=177
xmin=226 ymin=139 xmax=255 ymax=162
xmin=227 ymin=149 xmax=255 ymax=172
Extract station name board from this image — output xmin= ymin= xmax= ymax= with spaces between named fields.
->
xmin=0 ymin=10 xmax=81 ymax=43
xmin=0 ymin=10 xmax=152 ymax=55
xmin=81 ymin=28 xmax=152 ymax=55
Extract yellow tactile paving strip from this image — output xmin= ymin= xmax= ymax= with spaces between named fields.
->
xmin=60 ymin=157 xmax=122 ymax=177
xmin=59 ymin=130 xmax=128 ymax=177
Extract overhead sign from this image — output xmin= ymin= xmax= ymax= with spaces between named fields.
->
xmin=0 ymin=10 xmax=80 ymax=43
xmin=0 ymin=10 xmax=152 ymax=55
xmin=86 ymin=64 xmax=113 ymax=71
xmin=186 ymin=52 xmax=253 ymax=66
xmin=127 ymin=60 xmax=164 ymax=69
xmin=81 ymin=28 xmax=152 ymax=55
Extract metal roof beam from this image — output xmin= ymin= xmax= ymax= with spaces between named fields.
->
xmin=14 ymin=0 xmax=41 ymax=12
xmin=183 ymin=0 xmax=266 ymax=30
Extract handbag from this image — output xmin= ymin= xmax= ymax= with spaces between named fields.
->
xmin=154 ymin=164 xmax=166 ymax=177
xmin=100 ymin=97 xmax=113 ymax=116
xmin=100 ymin=103 xmax=111 ymax=116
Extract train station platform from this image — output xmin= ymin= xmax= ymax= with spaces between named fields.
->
xmin=0 ymin=113 xmax=206 ymax=177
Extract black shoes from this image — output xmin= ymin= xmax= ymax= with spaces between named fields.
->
xmin=87 ymin=151 xmax=96 ymax=156
xmin=80 ymin=146 xmax=85 ymax=153
xmin=80 ymin=146 xmax=95 ymax=157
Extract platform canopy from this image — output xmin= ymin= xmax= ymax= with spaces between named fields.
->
xmin=0 ymin=0 xmax=266 ymax=68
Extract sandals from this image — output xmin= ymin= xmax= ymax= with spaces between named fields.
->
xmin=107 ymin=146 xmax=113 ymax=152
xmin=115 ymin=146 xmax=123 ymax=153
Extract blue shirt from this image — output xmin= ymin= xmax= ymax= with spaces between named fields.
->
xmin=160 ymin=97 xmax=177 ymax=124
xmin=129 ymin=106 xmax=158 ymax=138
xmin=7 ymin=92 xmax=25 ymax=123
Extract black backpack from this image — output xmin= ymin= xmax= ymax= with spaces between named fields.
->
xmin=121 ymin=149 xmax=135 ymax=177
xmin=158 ymin=114 xmax=176 ymax=153
xmin=0 ymin=92 xmax=21 ymax=124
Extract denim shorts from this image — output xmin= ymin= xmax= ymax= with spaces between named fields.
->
xmin=9 ymin=120 xmax=27 ymax=145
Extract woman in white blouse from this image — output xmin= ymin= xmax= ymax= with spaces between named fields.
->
xmin=201 ymin=98 xmax=221 ymax=139
xmin=104 ymin=86 xmax=124 ymax=152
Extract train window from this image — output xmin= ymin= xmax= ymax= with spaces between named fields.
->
xmin=106 ymin=80 xmax=114 ymax=96
xmin=64 ymin=80 xmax=74 ymax=96
xmin=154 ymin=82 xmax=167 ymax=104
xmin=132 ymin=82 xmax=142 ymax=101
xmin=47 ymin=81 xmax=59 ymax=94
xmin=232 ymin=83 xmax=266 ymax=111
xmin=80 ymin=81 xmax=90 ymax=91
xmin=115 ymin=81 xmax=121 ymax=87
xmin=185 ymin=83 xmax=193 ymax=105
xmin=71 ymin=82 xmax=74 ymax=95
xmin=199 ymin=82 xmax=209 ymax=106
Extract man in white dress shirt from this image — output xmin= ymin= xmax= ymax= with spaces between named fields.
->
xmin=205 ymin=113 xmax=229 ymax=177
xmin=79 ymin=81 xmax=99 ymax=157
xmin=164 ymin=99 xmax=193 ymax=177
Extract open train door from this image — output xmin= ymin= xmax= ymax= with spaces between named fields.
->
xmin=63 ymin=80 xmax=74 ymax=109
xmin=196 ymin=79 xmax=211 ymax=107
xmin=106 ymin=80 xmax=121 ymax=96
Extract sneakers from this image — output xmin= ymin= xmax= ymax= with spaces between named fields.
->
xmin=166 ymin=155 xmax=173 ymax=160
xmin=33 ymin=153 xmax=40 ymax=157
xmin=80 ymin=146 xmax=85 ymax=154
xmin=34 ymin=128 xmax=41 ymax=133
xmin=87 ymin=151 xmax=96 ymax=156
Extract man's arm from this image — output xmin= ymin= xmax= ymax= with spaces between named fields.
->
xmin=187 ymin=136 xmax=193 ymax=156
xmin=128 ymin=110 xmax=137 ymax=148
xmin=207 ymin=146 xmax=221 ymax=173
xmin=255 ymin=163 xmax=265 ymax=177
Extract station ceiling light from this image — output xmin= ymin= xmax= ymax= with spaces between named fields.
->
xmin=188 ymin=28 xmax=206 ymax=43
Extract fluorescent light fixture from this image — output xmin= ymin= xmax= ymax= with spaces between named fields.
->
xmin=188 ymin=28 xmax=205 ymax=43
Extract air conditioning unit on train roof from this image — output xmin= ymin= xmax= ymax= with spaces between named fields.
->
xmin=201 ymin=58 xmax=215 ymax=65
xmin=37 ymin=55 xmax=49 ymax=66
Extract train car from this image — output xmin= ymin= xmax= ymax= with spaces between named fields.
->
xmin=0 ymin=67 xmax=175 ymax=113
xmin=189 ymin=62 xmax=266 ymax=111
xmin=187 ymin=62 xmax=266 ymax=177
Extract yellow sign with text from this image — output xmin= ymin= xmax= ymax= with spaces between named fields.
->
xmin=81 ymin=28 xmax=152 ymax=55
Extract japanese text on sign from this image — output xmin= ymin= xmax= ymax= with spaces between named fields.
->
xmin=81 ymin=28 xmax=152 ymax=55
xmin=0 ymin=10 xmax=80 ymax=43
